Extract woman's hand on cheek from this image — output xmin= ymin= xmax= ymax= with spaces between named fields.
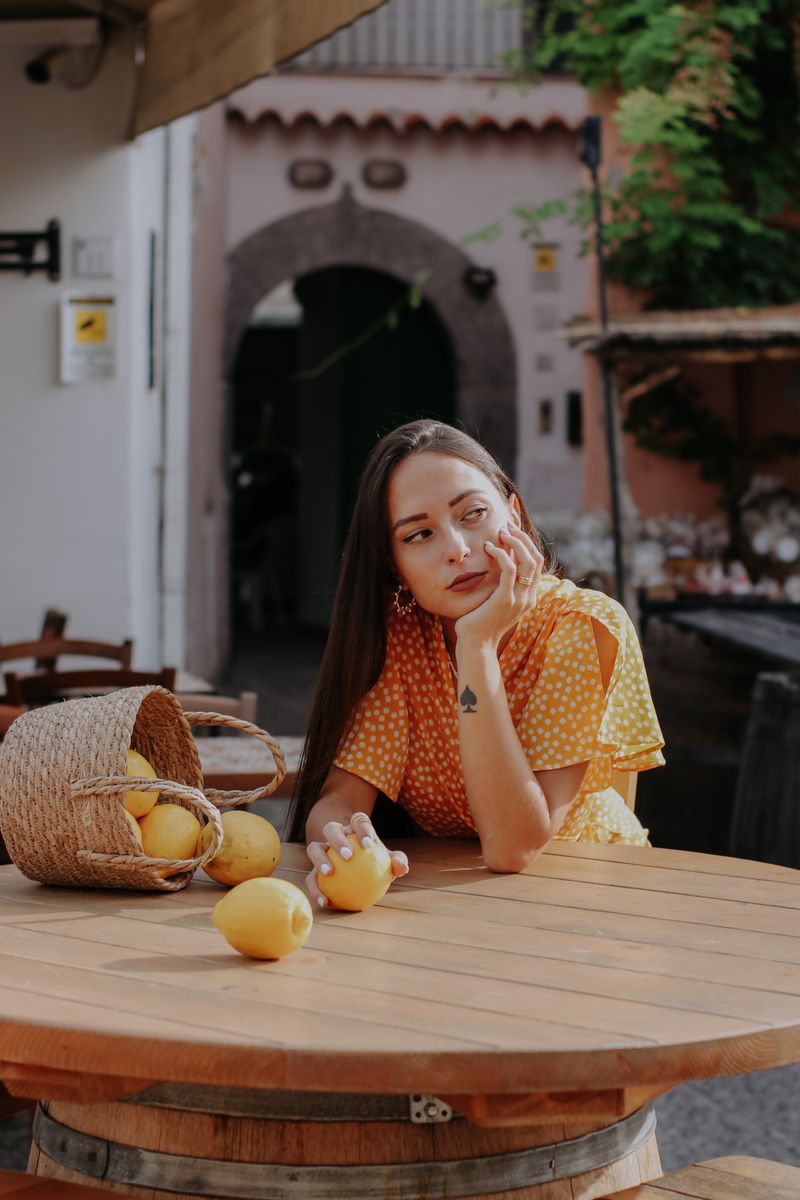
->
xmin=453 ymin=533 xmax=518 ymax=647
xmin=454 ymin=527 xmax=542 ymax=649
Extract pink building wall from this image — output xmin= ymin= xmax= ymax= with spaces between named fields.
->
xmin=580 ymin=91 xmax=798 ymax=519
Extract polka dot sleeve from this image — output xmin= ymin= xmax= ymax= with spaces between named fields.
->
xmin=517 ymin=600 xmax=664 ymax=775
xmin=517 ymin=612 xmax=608 ymax=771
xmin=333 ymin=647 xmax=410 ymax=801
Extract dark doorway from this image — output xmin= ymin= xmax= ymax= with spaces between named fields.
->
xmin=229 ymin=265 xmax=456 ymax=644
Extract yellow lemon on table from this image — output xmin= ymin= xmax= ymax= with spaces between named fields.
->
xmin=139 ymin=803 xmax=202 ymax=860
xmin=123 ymin=809 xmax=143 ymax=847
xmin=198 ymin=810 xmax=281 ymax=886
xmin=212 ymin=877 xmax=313 ymax=959
xmin=124 ymin=749 xmax=160 ymax=818
xmin=318 ymin=833 xmax=393 ymax=912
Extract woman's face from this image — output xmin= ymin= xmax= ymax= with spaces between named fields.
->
xmin=388 ymin=451 xmax=521 ymax=618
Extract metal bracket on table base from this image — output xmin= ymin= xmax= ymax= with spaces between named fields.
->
xmin=409 ymin=1094 xmax=453 ymax=1123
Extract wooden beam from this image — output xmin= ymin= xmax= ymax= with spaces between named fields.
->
xmin=619 ymin=365 xmax=681 ymax=405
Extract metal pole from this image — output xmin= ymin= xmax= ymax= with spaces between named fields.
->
xmin=579 ymin=114 xmax=626 ymax=604
xmin=589 ymin=161 xmax=626 ymax=603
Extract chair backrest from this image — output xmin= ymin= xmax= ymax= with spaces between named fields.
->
xmin=0 ymin=637 xmax=133 ymax=670
xmin=176 ymin=691 xmax=258 ymax=725
xmin=36 ymin=609 xmax=68 ymax=668
xmin=0 ymin=704 xmax=25 ymax=740
xmin=4 ymin=666 xmax=175 ymax=706
xmin=612 ymin=769 xmax=638 ymax=811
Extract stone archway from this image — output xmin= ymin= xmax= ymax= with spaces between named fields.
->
xmin=226 ymin=186 xmax=517 ymax=470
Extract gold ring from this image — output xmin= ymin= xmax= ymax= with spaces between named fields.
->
xmin=517 ymin=575 xmax=536 ymax=586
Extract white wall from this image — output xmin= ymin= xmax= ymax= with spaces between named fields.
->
xmin=0 ymin=31 xmax=193 ymax=670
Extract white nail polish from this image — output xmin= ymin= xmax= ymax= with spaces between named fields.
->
xmin=340 ymin=846 xmax=353 ymax=860
xmin=317 ymin=896 xmax=327 ymax=908
xmin=361 ymin=836 xmax=373 ymax=849
xmin=319 ymin=862 xmax=332 ymax=875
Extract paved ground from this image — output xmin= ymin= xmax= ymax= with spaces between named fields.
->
xmin=2 ymin=618 xmax=798 ymax=1175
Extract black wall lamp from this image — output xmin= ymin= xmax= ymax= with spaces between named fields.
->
xmin=0 ymin=218 xmax=60 ymax=281
xmin=463 ymin=266 xmax=497 ymax=300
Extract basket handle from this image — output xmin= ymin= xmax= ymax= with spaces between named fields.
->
xmin=183 ymin=712 xmax=287 ymax=809
xmin=71 ymin=777 xmax=223 ymax=876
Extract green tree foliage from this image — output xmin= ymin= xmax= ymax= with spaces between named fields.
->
xmin=534 ymin=0 xmax=800 ymax=309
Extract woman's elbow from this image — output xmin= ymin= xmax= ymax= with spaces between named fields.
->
xmin=482 ymin=842 xmax=545 ymax=874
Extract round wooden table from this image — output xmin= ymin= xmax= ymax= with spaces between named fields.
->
xmin=1 ymin=840 xmax=800 ymax=1200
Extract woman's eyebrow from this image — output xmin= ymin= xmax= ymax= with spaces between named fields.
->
xmin=392 ymin=490 xmax=488 ymax=533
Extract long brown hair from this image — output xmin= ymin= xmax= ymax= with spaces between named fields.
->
xmin=287 ymin=419 xmax=554 ymax=840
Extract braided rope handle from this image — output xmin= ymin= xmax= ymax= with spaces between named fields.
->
xmin=71 ymin=777 xmax=223 ymax=875
xmin=184 ymin=712 xmax=287 ymax=808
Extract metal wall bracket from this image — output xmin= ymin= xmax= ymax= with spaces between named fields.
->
xmin=409 ymin=1094 xmax=453 ymax=1123
xmin=0 ymin=218 xmax=60 ymax=280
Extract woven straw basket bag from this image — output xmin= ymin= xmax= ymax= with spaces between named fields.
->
xmin=0 ymin=685 xmax=286 ymax=892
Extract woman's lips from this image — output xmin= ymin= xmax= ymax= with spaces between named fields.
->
xmin=448 ymin=572 xmax=488 ymax=593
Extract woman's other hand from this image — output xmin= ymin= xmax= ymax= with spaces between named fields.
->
xmin=305 ymin=811 xmax=410 ymax=908
xmin=455 ymin=524 xmax=544 ymax=649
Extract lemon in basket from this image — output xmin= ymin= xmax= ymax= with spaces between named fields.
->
xmin=124 ymin=749 xmax=160 ymax=818
xmin=123 ymin=809 xmax=143 ymax=847
xmin=318 ymin=833 xmax=393 ymax=912
xmin=139 ymin=803 xmax=202 ymax=860
xmin=198 ymin=810 xmax=281 ymax=885
xmin=212 ymin=877 xmax=313 ymax=959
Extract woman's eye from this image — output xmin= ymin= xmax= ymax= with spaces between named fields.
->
xmin=403 ymin=528 xmax=432 ymax=544
xmin=464 ymin=506 xmax=488 ymax=521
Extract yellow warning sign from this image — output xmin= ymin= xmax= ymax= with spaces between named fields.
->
xmin=534 ymin=245 xmax=558 ymax=273
xmin=74 ymin=310 xmax=107 ymax=343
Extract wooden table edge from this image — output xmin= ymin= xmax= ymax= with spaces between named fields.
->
xmin=3 ymin=1023 xmax=800 ymax=1104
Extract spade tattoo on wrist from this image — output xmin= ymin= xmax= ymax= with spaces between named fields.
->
xmin=460 ymin=685 xmax=477 ymax=713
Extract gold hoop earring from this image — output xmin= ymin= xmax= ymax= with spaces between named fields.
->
xmin=393 ymin=584 xmax=416 ymax=615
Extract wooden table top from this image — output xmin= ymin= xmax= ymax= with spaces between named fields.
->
xmin=1 ymin=840 xmax=800 ymax=1104
xmin=666 ymin=607 xmax=800 ymax=668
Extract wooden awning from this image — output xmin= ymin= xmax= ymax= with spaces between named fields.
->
xmin=563 ymin=304 xmax=800 ymax=362
xmin=1 ymin=0 xmax=389 ymax=136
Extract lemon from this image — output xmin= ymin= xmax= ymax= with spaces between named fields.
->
xmin=139 ymin=803 xmax=202 ymax=860
xmin=123 ymin=809 xmax=143 ymax=847
xmin=198 ymin=810 xmax=281 ymax=886
xmin=124 ymin=749 xmax=160 ymax=818
xmin=318 ymin=833 xmax=394 ymax=912
xmin=212 ymin=877 xmax=313 ymax=959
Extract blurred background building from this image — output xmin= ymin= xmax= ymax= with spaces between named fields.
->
xmin=190 ymin=0 xmax=589 ymax=658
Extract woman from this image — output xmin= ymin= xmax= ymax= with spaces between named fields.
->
xmin=288 ymin=420 xmax=664 ymax=907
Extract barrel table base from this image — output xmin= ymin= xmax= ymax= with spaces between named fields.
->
xmin=30 ymin=1086 xmax=662 ymax=1200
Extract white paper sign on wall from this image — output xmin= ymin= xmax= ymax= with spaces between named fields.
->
xmin=59 ymin=292 xmax=116 ymax=383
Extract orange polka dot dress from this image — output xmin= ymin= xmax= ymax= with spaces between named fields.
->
xmin=334 ymin=575 xmax=665 ymax=845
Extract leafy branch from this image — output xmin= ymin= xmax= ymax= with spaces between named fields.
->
xmin=530 ymin=0 xmax=800 ymax=309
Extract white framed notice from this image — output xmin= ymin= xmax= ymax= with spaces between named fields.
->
xmin=59 ymin=291 xmax=117 ymax=383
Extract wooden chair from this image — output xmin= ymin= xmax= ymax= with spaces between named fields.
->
xmin=175 ymin=690 xmax=258 ymax=725
xmin=3 ymin=666 xmax=176 ymax=707
xmin=35 ymin=608 xmax=68 ymax=668
xmin=612 ymin=769 xmax=638 ymax=811
xmin=0 ymin=704 xmax=25 ymax=740
xmin=599 ymin=1155 xmax=800 ymax=1198
xmin=0 ymin=636 xmax=133 ymax=674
